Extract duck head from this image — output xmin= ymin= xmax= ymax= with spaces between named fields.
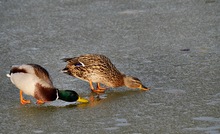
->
xmin=123 ymin=76 xmax=149 ymax=90
xmin=57 ymin=90 xmax=88 ymax=103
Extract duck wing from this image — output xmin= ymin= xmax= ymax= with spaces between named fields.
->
xmin=62 ymin=54 xmax=103 ymax=66
xmin=28 ymin=64 xmax=53 ymax=85
xmin=78 ymin=54 xmax=113 ymax=66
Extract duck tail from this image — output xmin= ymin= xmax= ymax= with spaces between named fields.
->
xmin=61 ymin=67 xmax=68 ymax=72
xmin=61 ymin=67 xmax=72 ymax=75
xmin=6 ymin=74 xmax=11 ymax=77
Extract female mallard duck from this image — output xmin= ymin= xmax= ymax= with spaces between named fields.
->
xmin=7 ymin=64 xmax=88 ymax=105
xmin=61 ymin=54 xmax=149 ymax=93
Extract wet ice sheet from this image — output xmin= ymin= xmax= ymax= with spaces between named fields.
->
xmin=0 ymin=0 xmax=220 ymax=133
xmin=184 ymin=117 xmax=220 ymax=134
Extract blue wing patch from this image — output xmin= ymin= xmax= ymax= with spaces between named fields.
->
xmin=74 ymin=62 xmax=85 ymax=67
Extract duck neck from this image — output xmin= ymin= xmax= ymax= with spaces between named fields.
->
xmin=117 ymin=74 xmax=126 ymax=87
xmin=122 ymin=75 xmax=132 ymax=88
xmin=122 ymin=75 xmax=128 ymax=87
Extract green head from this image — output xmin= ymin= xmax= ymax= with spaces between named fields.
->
xmin=57 ymin=90 xmax=88 ymax=103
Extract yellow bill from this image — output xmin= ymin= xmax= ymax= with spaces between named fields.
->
xmin=77 ymin=97 xmax=89 ymax=103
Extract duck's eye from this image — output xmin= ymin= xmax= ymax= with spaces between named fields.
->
xmin=131 ymin=79 xmax=141 ymax=85
xmin=132 ymin=77 xmax=140 ymax=81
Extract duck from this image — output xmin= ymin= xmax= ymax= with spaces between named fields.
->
xmin=61 ymin=54 xmax=150 ymax=93
xmin=7 ymin=64 xmax=88 ymax=105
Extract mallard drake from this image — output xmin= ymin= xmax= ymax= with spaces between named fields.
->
xmin=7 ymin=64 xmax=88 ymax=105
xmin=61 ymin=54 xmax=149 ymax=93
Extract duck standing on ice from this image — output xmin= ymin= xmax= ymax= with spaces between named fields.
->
xmin=7 ymin=64 xmax=88 ymax=105
xmin=62 ymin=54 xmax=150 ymax=93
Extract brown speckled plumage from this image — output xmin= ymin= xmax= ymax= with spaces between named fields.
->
xmin=62 ymin=54 xmax=124 ymax=87
xmin=62 ymin=54 xmax=149 ymax=92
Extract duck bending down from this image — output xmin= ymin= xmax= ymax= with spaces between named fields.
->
xmin=61 ymin=54 xmax=150 ymax=93
xmin=7 ymin=64 xmax=88 ymax=105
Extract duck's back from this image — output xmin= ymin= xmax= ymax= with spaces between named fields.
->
xmin=80 ymin=54 xmax=125 ymax=87
xmin=9 ymin=64 xmax=54 ymax=97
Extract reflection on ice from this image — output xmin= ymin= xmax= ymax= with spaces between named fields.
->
xmin=184 ymin=126 xmax=220 ymax=134
xmin=184 ymin=117 xmax=220 ymax=133
xmin=193 ymin=117 xmax=220 ymax=122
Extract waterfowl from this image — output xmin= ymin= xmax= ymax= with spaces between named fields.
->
xmin=61 ymin=54 xmax=149 ymax=93
xmin=7 ymin=64 xmax=88 ymax=105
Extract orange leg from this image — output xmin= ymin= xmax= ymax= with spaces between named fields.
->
xmin=36 ymin=100 xmax=45 ymax=104
xmin=89 ymin=80 xmax=95 ymax=91
xmin=97 ymin=83 xmax=107 ymax=91
xmin=89 ymin=81 xmax=106 ymax=93
xmin=20 ymin=90 xmax=31 ymax=105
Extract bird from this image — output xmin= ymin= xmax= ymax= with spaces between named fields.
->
xmin=61 ymin=54 xmax=150 ymax=93
xmin=7 ymin=64 xmax=88 ymax=105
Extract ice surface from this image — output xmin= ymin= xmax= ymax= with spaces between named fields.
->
xmin=0 ymin=0 xmax=219 ymax=133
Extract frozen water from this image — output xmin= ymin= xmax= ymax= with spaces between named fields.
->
xmin=0 ymin=0 xmax=219 ymax=133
